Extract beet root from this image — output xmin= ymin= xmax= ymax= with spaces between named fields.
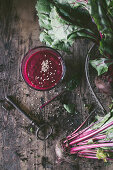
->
xmin=95 ymin=73 xmax=113 ymax=96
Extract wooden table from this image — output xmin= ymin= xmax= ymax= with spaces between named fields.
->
xmin=0 ymin=0 xmax=113 ymax=170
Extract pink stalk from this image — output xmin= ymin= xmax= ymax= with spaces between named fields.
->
xmin=66 ymin=124 xmax=98 ymax=142
xmin=70 ymin=110 xmax=95 ymax=135
xmin=65 ymin=129 xmax=94 ymax=145
xmin=70 ymin=143 xmax=113 ymax=153
xmin=77 ymin=134 xmax=106 ymax=145
xmin=69 ymin=121 xmax=113 ymax=145
xmin=78 ymin=155 xmax=113 ymax=161
xmin=67 ymin=127 xmax=91 ymax=139
xmin=64 ymin=127 xmax=105 ymax=144
xmin=99 ymin=32 xmax=103 ymax=39
xmin=91 ymin=134 xmax=106 ymax=140
xmin=77 ymin=141 xmax=89 ymax=145
xmin=78 ymin=152 xmax=96 ymax=156
xmin=73 ymin=130 xmax=96 ymax=140
xmin=68 ymin=109 xmax=96 ymax=137
xmin=67 ymin=111 xmax=104 ymax=140
xmin=78 ymin=155 xmax=98 ymax=159
xmin=97 ymin=140 xmax=113 ymax=143
xmin=79 ymin=150 xmax=97 ymax=154
xmin=104 ymin=150 xmax=113 ymax=153
xmin=39 ymin=90 xmax=66 ymax=109
xmin=64 ymin=128 xmax=92 ymax=143
xmin=65 ymin=129 xmax=96 ymax=143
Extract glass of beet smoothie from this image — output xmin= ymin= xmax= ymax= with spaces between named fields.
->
xmin=21 ymin=46 xmax=66 ymax=91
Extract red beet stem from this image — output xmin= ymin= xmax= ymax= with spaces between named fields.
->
xmin=79 ymin=150 xmax=97 ymax=154
xmin=70 ymin=143 xmax=113 ymax=153
xmin=69 ymin=121 xmax=113 ymax=145
xmin=77 ymin=134 xmax=106 ymax=145
xmin=67 ymin=108 xmax=96 ymax=140
xmin=78 ymin=154 xmax=113 ymax=160
xmin=72 ymin=109 xmax=95 ymax=134
xmin=39 ymin=90 xmax=66 ymax=109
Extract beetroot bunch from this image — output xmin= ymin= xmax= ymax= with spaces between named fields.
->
xmin=56 ymin=111 xmax=113 ymax=162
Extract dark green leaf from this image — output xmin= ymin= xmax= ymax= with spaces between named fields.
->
xmin=50 ymin=7 xmax=75 ymax=41
xmin=90 ymin=58 xmax=113 ymax=76
xmin=56 ymin=3 xmax=99 ymax=36
xmin=99 ymin=34 xmax=113 ymax=56
xmin=52 ymin=41 xmax=71 ymax=53
xmin=89 ymin=0 xmax=113 ymax=34
xmin=38 ymin=14 xmax=51 ymax=29
xmin=35 ymin=0 xmax=51 ymax=15
xmin=40 ymin=32 xmax=53 ymax=45
xmin=66 ymin=78 xmax=78 ymax=91
xmin=92 ymin=112 xmax=111 ymax=130
xmin=30 ymin=127 xmax=33 ymax=133
xmin=106 ymin=128 xmax=113 ymax=141
xmin=68 ymin=29 xmax=98 ymax=43
xmin=63 ymin=103 xmax=76 ymax=113
xmin=107 ymin=0 xmax=113 ymax=18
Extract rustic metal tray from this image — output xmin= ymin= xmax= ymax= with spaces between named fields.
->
xmin=85 ymin=44 xmax=111 ymax=115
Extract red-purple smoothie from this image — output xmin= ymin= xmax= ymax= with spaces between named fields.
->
xmin=22 ymin=48 xmax=64 ymax=90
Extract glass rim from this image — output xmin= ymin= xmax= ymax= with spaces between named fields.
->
xmin=20 ymin=46 xmax=66 ymax=91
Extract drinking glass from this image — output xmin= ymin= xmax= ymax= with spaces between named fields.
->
xmin=21 ymin=46 xmax=66 ymax=91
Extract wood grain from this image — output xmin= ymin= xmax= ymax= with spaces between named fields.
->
xmin=0 ymin=0 xmax=113 ymax=170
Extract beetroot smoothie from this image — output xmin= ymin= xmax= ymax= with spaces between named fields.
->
xmin=21 ymin=47 xmax=65 ymax=90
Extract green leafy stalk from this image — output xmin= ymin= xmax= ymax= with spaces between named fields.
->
xmin=89 ymin=0 xmax=113 ymax=57
xmin=36 ymin=0 xmax=100 ymax=52
xmin=36 ymin=0 xmax=113 ymax=75
xmin=107 ymin=0 xmax=113 ymax=18
xmin=89 ymin=0 xmax=113 ymax=34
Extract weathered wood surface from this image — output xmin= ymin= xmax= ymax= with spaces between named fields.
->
xmin=0 ymin=0 xmax=113 ymax=170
